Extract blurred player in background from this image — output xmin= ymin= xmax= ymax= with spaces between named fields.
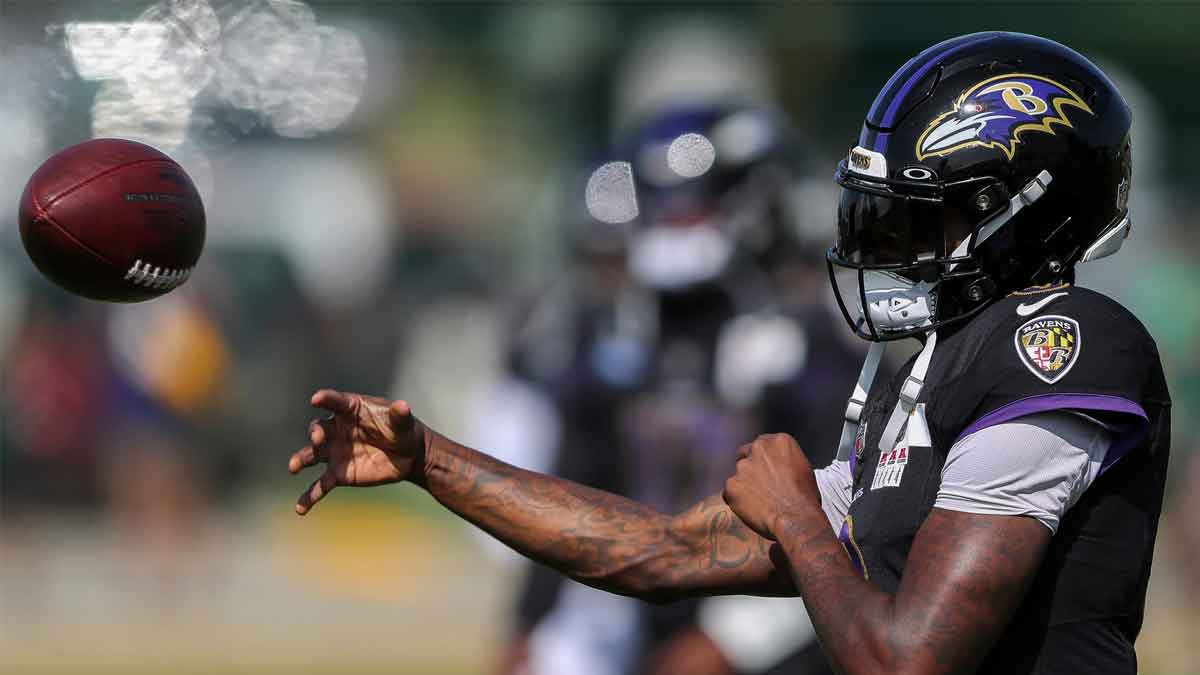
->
xmin=482 ymin=102 xmax=858 ymax=675
xmin=476 ymin=19 xmax=859 ymax=673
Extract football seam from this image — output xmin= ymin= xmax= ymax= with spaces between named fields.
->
xmin=27 ymin=200 xmax=116 ymax=268
xmin=35 ymin=157 xmax=178 ymax=212
xmin=26 ymin=157 xmax=184 ymax=272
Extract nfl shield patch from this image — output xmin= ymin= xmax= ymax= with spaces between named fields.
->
xmin=1015 ymin=314 xmax=1080 ymax=383
xmin=854 ymin=420 xmax=868 ymax=464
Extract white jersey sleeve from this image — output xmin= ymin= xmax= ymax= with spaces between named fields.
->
xmin=934 ymin=410 xmax=1111 ymax=533
xmin=814 ymin=459 xmax=854 ymax=532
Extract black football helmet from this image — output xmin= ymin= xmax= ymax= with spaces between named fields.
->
xmin=612 ymin=102 xmax=813 ymax=293
xmin=828 ymin=32 xmax=1133 ymax=341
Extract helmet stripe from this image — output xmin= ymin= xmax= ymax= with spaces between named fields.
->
xmin=872 ymin=34 xmax=996 ymax=152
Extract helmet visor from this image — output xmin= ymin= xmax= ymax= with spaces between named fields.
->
xmin=832 ymin=162 xmax=1014 ymax=267
xmin=835 ymin=188 xmax=978 ymax=268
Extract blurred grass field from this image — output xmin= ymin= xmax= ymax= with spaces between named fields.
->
xmin=4 ymin=663 xmax=476 ymax=675
xmin=4 ymin=498 xmax=1199 ymax=674
xmin=1 ymin=494 xmax=517 ymax=675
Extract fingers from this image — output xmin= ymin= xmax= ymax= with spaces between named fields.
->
xmin=773 ymin=432 xmax=802 ymax=452
xmin=295 ymin=469 xmax=337 ymax=515
xmin=736 ymin=435 xmax=804 ymax=462
xmin=308 ymin=419 xmax=322 ymax=446
xmin=389 ymin=400 xmax=414 ymax=434
xmin=311 ymin=389 xmax=355 ymax=416
xmin=288 ymin=445 xmax=318 ymax=474
xmin=722 ymin=475 xmax=741 ymax=510
xmin=289 ymin=417 xmax=335 ymax=474
xmin=308 ymin=417 xmax=334 ymax=447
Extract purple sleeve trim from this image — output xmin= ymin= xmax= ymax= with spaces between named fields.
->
xmin=838 ymin=518 xmax=867 ymax=579
xmin=956 ymin=393 xmax=1149 ymax=475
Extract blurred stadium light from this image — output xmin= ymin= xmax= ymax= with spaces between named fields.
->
xmin=66 ymin=0 xmax=367 ymax=149
xmin=586 ymin=161 xmax=639 ymax=225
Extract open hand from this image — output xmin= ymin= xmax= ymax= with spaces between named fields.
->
xmin=288 ymin=389 xmax=428 ymax=515
xmin=722 ymin=433 xmax=821 ymax=541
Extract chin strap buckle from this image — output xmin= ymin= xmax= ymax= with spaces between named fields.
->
xmin=899 ymin=374 xmax=924 ymax=410
xmin=836 ymin=342 xmax=886 ymax=462
xmin=844 ymin=398 xmax=864 ymax=425
xmin=878 ymin=331 xmax=938 ymax=453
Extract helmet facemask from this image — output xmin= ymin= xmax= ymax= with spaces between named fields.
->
xmin=826 ymin=153 xmax=1050 ymax=341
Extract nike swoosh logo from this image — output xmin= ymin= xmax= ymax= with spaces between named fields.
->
xmin=1016 ymin=292 xmax=1069 ymax=317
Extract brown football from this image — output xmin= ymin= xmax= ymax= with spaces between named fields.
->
xmin=19 ymin=138 xmax=205 ymax=302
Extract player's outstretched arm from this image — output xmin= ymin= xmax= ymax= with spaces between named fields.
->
xmin=288 ymin=389 xmax=795 ymax=602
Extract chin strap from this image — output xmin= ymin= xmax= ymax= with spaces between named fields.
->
xmin=836 ymin=330 xmax=939 ymax=463
xmin=836 ymin=341 xmax=886 ymax=461
xmin=878 ymin=331 xmax=937 ymax=453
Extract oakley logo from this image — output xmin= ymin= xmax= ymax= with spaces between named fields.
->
xmin=901 ymin=167 xmax=934 ymax=181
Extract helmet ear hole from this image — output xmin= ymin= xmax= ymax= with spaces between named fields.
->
xmin=960 ymin=276 xmax=996 ymax=305
xmin=970 ymin=185 xmax=1008 ymax=215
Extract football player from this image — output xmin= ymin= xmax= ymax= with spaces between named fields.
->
xmin=289 ymin=32 xmax=1168 ymax=674
xmin=496 ymin=103 xmax=852 ymax=675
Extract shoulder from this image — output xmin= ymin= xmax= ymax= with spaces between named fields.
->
xmin=927 ymin=284 xmax=1165 ymax=441
xmin=964 ymin=284 xmax=1161 ymax=373
xmin=990 ymin=284 xmax=1154 ymax=344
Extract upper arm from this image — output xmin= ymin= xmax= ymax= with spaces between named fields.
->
xmin=884 ymin=414 xmax=1104 ymax=672
xmin=890 ymin=508 xmax=1050 ymax=674
xmin=935 ymin=412 xmax=1111 ymax=533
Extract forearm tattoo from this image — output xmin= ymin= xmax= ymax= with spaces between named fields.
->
xmin=422 ymin=434 xmax=794 ymax=601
